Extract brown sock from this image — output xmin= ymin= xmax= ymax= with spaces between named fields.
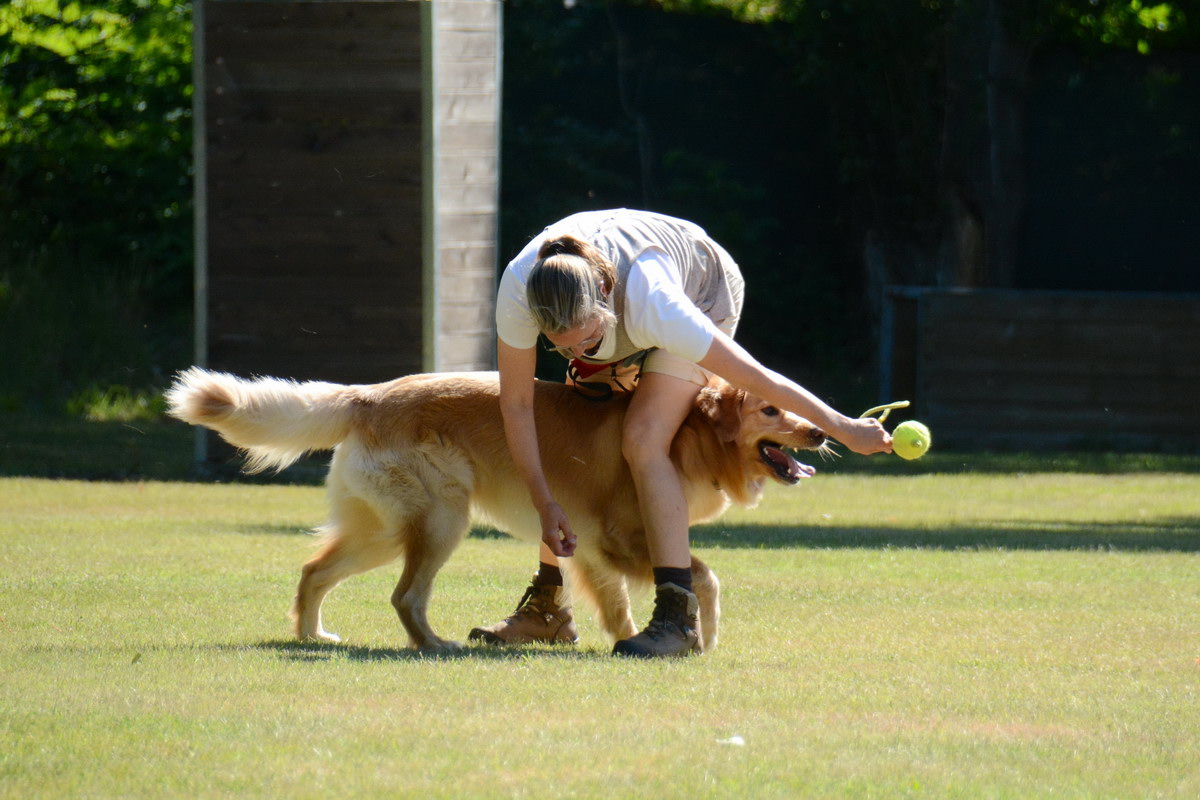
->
xmin=533 ymin=562 xmax=563 ymax=587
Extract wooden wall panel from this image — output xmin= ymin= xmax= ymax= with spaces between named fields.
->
xmin=195 ymin=1 xmax=501 ymax=466
xmin=199 ymin=0 xmax=500 ymax=417
xmin=881 ymin=288 xmax=1200 ymax=450
xmin=203 ymin=0 xmax=425 ymax=385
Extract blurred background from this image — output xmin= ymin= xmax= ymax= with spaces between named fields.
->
xmin=1 ymin=0 xmax=1197 ymax=471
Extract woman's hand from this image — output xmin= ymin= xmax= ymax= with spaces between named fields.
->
xmin=538 ymin=500 xmax=577 ymax=557
xmin=832 ymin=415 xmax=893 ymax=456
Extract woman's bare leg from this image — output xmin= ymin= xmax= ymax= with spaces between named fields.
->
xmin=621 ymin=372 xmax=703 ymax=568
xmin=613 ymin=372 xmax=705 ymax=658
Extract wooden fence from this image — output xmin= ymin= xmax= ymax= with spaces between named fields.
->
xmin=195 ymin=0 xmax=500 ymax=386
xmin=880 ymin=288 xmax=1200 ymax=450
xmin=192 ymin=0 xmax=501 ymax=466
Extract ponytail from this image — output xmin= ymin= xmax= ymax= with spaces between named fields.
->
xmin=536 ymin=236 xmax=581 ymax=259
xmin=527 ymin=234 xmax=617 ymax=334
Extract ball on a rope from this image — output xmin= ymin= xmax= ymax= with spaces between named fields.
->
xmin=891 ymin=420 xmax=931 ymax=460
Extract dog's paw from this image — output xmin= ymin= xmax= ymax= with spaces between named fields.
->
xmin=419 ymin=638 xmax=464 ymax=655
xmin=300 ymin=630 xmax=342 ymax=644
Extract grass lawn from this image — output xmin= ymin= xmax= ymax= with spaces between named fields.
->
xmin=2 ymin=462 xmax=1198 ymax=798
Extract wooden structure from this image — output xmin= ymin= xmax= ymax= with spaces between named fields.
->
xmin=192 ymin=0 xmax=501 ymax=392
xmin=880 ymin=288 xmax=1200 ymax=450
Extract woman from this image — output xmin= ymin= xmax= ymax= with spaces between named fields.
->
xmin=468 ymin=209 xmax=890 ymax=657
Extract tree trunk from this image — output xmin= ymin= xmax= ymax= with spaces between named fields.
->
xmin=608 ymin=3 xmax=657 ymax=209
xmin=935 ymin=0 xmax=1031 ymax=289
xmin=982 ymin=0 xmax=1030 ymax=288
xmin=938 ymin=4 xmax=989 ymax=288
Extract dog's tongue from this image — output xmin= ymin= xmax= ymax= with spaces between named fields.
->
xmin=763 ymin=445 xmax=816 ymax=480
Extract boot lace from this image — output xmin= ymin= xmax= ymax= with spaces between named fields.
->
xmin=642 ymin=591 xmax=690 ymax=641
xmin=507 ymin=584 xmax=553 ymax=623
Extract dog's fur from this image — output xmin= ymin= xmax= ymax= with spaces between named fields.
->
xmin=166 ymin=369 xmax=826 ymax=652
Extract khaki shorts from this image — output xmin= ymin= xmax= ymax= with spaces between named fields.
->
xmin=568 ymin=350 xmax=702 ymax=393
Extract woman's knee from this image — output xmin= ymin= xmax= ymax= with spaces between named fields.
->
xmin=621 ymin=419 xmax=672 ymax=470
xmin=621 ymin=373 xmax=702 ymax=471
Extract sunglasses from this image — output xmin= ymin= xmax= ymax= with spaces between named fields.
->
xmin=544 ymin=333 xmax=604 ymax=359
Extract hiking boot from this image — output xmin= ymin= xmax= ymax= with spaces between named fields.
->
xmin=468 ymin=580 xmax=578 ymax=645
xmin=612 ymin=583 xmax=701 ymax=658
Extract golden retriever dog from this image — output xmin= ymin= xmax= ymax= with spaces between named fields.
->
xmin=166 ymin=369 xmax=826 ymax=653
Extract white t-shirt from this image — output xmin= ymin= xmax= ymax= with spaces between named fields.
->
xmin=496 ymin=246 xmax=720 ymax=364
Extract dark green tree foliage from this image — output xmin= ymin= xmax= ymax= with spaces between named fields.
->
xmin=502 ymin=0 xmax=1197 ymax=397
xmin=502 ymin=0 xmax=867 ymax=392
xmin=653 ymin=0 xmax=1198 ymax=298
xmin=0 ymin=0 xmax=192 ymax=408
xmin=1 ymin=0 xmax=1196 ymax=411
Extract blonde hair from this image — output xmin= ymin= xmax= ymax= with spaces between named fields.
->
xmin=526 ymin=235 xmax=618 ymax=334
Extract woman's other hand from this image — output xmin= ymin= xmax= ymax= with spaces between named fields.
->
xmin=538 ymin=500 xmax=577 ymax=557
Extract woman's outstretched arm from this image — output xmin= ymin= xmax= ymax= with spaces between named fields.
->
xmin=698 ymin=331 xmax=892 ymax=456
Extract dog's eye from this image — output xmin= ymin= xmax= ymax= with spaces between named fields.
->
xmin=762 ymin=406 xmax=780 ymax=417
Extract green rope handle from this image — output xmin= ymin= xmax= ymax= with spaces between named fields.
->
xmin=859 ymin=400 xmax=910 ymax=423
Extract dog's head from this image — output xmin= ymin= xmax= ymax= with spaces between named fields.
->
xmin=681 ymin=379 xmax=828 ymax=506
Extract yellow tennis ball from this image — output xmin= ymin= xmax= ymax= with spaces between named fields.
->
xmin=892 ymin=420 xmax=931 ymax=460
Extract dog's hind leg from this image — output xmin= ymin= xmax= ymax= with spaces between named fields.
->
xmin=691 ymin=555 xmax=721 ymax=653
xmin=292 ymin=495 xmax=399 ymax=643
xmin=568 ymin=558 xmax=638 ymax=643
xmin=390 ymin=498 xmax=470 ymax=652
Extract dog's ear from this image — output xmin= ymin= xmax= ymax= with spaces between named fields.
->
xmin=696 ymin=383 xmax=745 ymax=442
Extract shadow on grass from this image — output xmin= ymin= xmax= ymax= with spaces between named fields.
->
xmin=239 ymin=518 xmax=1200 ymax=553
xmin=690 ymin=517 xmax=1200 ymax=553
xmin=252 ymin=639 xmax=607 ymax=663
xmin=813 ymin=451 xmax=1200 ymax=476
xmin=4 ymin=411 xmax=1199 ymax=483
xmin=0 ymin=413 xmax=328 ymax=484
xmin=236 ymin=523 xmax=320 ymax=536
xmin=21 ymin=640 xmax=609 ymax=664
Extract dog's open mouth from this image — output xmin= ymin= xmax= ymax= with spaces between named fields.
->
xmin=758 ymin=441 xmax=816 ymax=484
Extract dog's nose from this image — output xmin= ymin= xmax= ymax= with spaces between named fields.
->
xmin=812 ymin=428 xmax=827 ymax=445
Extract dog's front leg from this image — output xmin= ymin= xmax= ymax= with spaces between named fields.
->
xmin=570 ymin=559 xmax=638 ymax=643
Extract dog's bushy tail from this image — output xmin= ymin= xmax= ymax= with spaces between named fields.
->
xmin=165 ymin=367 xmax=360 ymax=472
